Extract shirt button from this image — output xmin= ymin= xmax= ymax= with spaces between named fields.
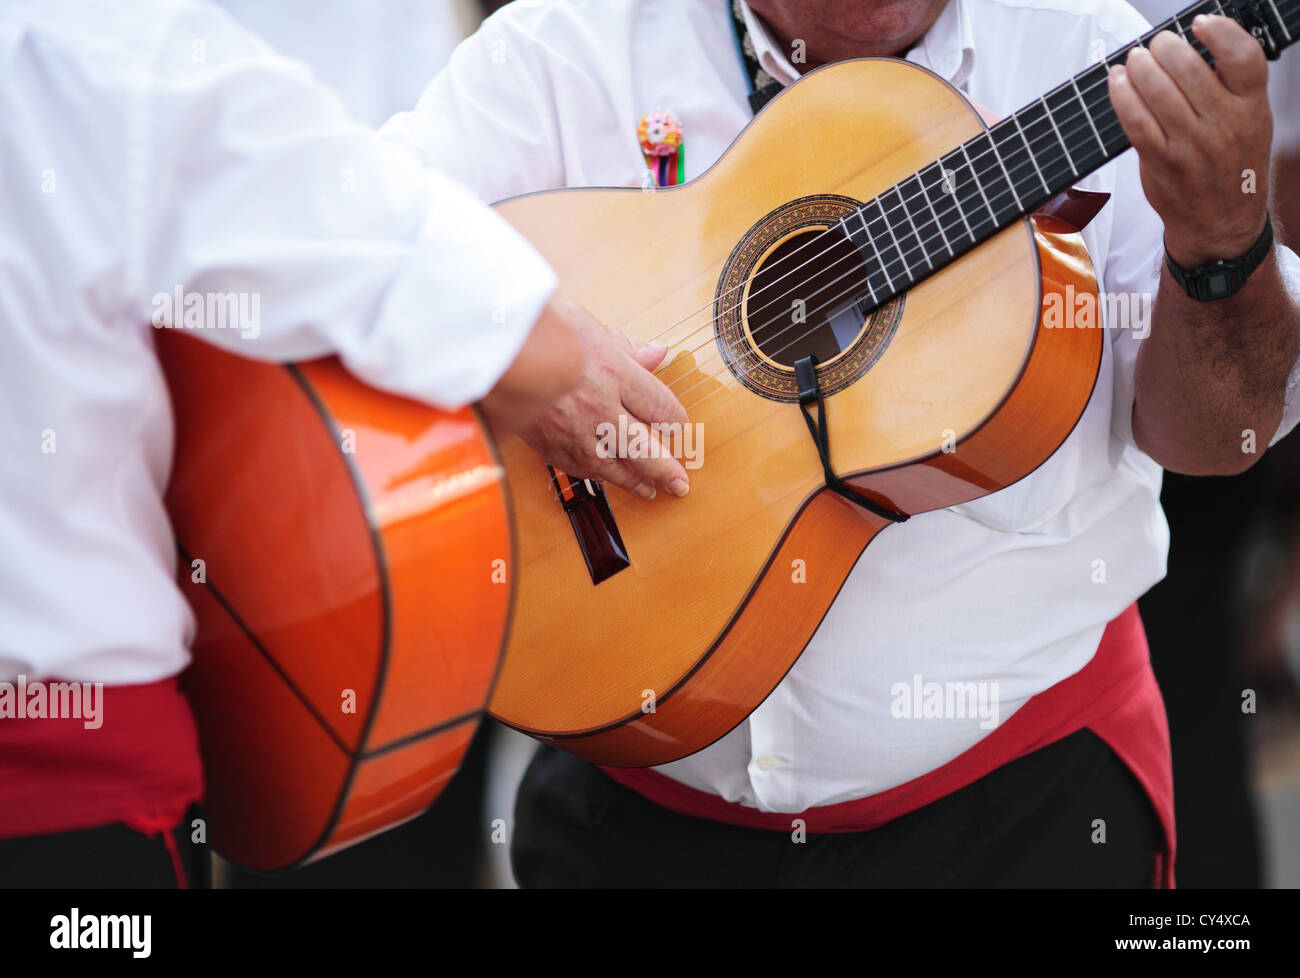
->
xmin=755 ymin=753 xmax=778 ymax=772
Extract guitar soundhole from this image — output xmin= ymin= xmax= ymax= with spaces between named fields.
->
xmin=745 ymin=229 xmax=871 ymax=368
xmin=715 ymin=194 xmax=904 ymax=402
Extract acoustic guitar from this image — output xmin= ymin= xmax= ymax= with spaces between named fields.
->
xmin=158 ymin=333 xmax=512 ymax=871
xmin=486 ymin=0 xmax=1298 ymax=766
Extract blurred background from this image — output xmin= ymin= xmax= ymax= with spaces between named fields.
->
xmin=211 ymin=0 xmax=1300 ymax=889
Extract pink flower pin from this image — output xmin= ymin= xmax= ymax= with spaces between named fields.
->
xmin=638 ymin=109 xmax=683 ymax=157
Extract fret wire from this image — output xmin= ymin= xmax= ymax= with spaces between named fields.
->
xmin=896 ymin=177 xmax=936 ymax=247
xmin=837 ymin=217 xmax=880 ymax=304
xmin=896 ymin=182 xmax=934 ymax=268
xmin=1265 ymin=0 xmax=1294 ymax=40
xmin=1075 ymin=64 xmax=1125 ymax=155
xmin=1009 ymin=113 xmax=1050 ymax=194
xmin=855 ymin=104 xmax=1135 ymax=298
xmin=831 ymin=0 xmax=1298 ymax=296
xmin=898 ymin=109 xmax=1131 ymax=275
xmin=930 ymin=160 xmax=975 ymax=243
xmin=832 ymin=0 xmax=1300 ymax=304
xmin=916 ymin=171 xmax=954 ymax=256
xmin=904 ymin=96 xmax=1125 ymax=267
xmin=858 ymin=209 xmax=895 ymax=293
xmin=992 ymin=122 xmax=1046 ymax=207
xmin=1039 ymin=95 xmax=1077 ymax=175
xmin=1069 ymin=76 xmax=1108 ymax=156
xmin=800 ymin=0 xmax=1300 ymax=329
xmin=984 ymin=133 xmax=1024 ymax=211
xmin=877 ymin=197 xmax=914 ymax=280
xmin=1012 ymin=101 xmax=1068 ymax=183
xmin=959 ymin=144 xmax=999 ymax=225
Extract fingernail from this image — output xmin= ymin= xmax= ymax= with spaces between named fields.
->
xmin=633 ymin=483 xmax=656 ymax=500
xmin=667 ymin=479 xmax=689 ymax=497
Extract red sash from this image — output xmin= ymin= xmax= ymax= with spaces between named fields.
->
xmin=602 ymin=604 xmax=1175 ymax=887
xmin=0 ymin=677 xmax=203 ymax=849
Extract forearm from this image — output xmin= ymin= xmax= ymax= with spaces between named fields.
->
xmin=1133 ymin=250 xmax=1300 ymax=474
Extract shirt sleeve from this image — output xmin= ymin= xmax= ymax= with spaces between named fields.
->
xmin=379 ymin=10 xmax=567 ymax=202
xmin=127 ymin=1 xmax=556 ymax=409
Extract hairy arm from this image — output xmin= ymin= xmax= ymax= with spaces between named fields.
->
xmin=1110 ymin=15 xmax=1300 ymax=473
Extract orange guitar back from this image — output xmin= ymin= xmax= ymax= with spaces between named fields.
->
xmin=158 ymin=332 xmax=512 ymax=871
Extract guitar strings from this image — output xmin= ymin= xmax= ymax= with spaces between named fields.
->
xmin=657 ymin=0 xmax=1294 ymax=408
xmin=655 ymin=101 xmax=1119 ymax=385
xmin=676 ymin=105 xmax=1144 ymax=413
xmin=638 ymin=0 xmax=1268 ymax=379
xmin=662 ymin=110 xmax=1131 ymax=410
xmin=656 ymin=1 xmax=1227 ymax=376
xmin=638 ymin=0 xmax=1270 ymax=353
xmin=684 ymin=0 xmax=1299 ymax=396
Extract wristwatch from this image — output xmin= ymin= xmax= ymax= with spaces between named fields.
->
xmin=1164 ymin=217 xmax=1274 ymax=303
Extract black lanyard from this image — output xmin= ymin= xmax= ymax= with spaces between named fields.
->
xmin=728 ymin=0 xmax=783 ymax=114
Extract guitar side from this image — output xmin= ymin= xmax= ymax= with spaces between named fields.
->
xmin=160 ymin=334 xmax=512 ymax=869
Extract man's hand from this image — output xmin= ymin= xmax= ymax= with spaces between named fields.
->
xmin=1108 ymin=15 xmax=1272 ymax=267
xmin=519 ymin=301 xmax=691 ymax=500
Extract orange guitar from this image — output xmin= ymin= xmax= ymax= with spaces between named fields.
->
xmin=485 ymin=5 xmax=1298 ymax=766
xmin=158 ymin=332 xmax=512 ymax=871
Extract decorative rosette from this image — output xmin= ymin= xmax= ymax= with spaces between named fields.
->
xmin=638 ymin=109 xmax=683 ymax=157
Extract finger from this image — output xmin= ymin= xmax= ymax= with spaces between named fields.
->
xmin=621 ymin=334 xmax=669 ymax=371
xmin=617 ymin=421 xmax=691 ymax=496
xmin=618 ymin=357 xmax=690 ymax=427
xmin=1193 ymin=14 xmax=1268 ymax=97
xmin=1124 ymin=44 xmax=1196 ymax=132
xmin=586 ymin=456 xmax=658 ymax=500
xmin=1108 ymin=64 xmax=1168 ymax=156
xmin=1146 ymin=28 xmax=1220 ymax=115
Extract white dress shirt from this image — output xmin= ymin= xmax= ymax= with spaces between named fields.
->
xmin=0 ymin=0 xmax=557 ymax=685
xmin=386 ymin=0 xmax=1300 ymax=811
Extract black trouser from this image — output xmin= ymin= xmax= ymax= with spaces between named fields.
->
xmin=512 ymin=729 xmax=1162 ymax=887
xmin=0 ymin=807 xmax=208 ymax=889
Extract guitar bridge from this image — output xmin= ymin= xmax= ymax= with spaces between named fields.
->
xmin=549 ymin=466 xmax=631 ymax=585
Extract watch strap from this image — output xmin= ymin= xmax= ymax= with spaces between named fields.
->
xmin=1165 ymin=217 xmax=1274 ymax=303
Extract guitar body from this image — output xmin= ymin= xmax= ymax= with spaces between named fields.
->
xmin=158 ymin=334 xmax=512 ymax=871
xmin=488 ymin=58 xmax=1103 ymax=766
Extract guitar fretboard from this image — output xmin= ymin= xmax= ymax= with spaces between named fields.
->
xmin=838 ymin=0 xmax=1298 ymax=310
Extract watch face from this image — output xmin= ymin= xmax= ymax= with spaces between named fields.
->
xmin=1206 ymin=271 xmax=1233 ymax=299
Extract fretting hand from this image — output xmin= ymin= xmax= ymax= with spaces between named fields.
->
xmin=1108 ymin=14 xmax=1273 ymax=268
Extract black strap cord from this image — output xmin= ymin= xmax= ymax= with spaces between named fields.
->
xmin=732 ymin=9 xmax=906 ymax=523
xmin=794 ymin=356 xmax=909 ymax=523
xmin=729 ymin=0 xmax=783 ymax=113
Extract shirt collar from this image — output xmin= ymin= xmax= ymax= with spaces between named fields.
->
xmin=739 ymin=0 xmax=975 ymax=91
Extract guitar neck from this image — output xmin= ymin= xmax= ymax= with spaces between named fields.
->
xmin=840 ymin=0 xmax=1298 ymax=311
